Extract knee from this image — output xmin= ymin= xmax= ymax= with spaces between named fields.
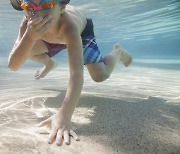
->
xmin=91 ymin=72 xmax=110 ymax=82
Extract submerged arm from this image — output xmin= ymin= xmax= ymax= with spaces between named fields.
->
xmin=8 ymin=15 xmax=52 ymax=71
xmin=59 ymin=24 xmax=84 ymax=118
xmin=8 ymin=17 xmax=35 ymax=71
xmin=36 ymin=23 xmax=84 ymax=145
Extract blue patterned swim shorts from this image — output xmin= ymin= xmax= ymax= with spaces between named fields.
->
xmin=44 ymin=18 xmax=104 ymax=65
xmin=82 ymin=35 xmax=104 ymax=65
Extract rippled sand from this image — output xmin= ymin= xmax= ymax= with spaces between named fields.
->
xmin=0 ymin=60 xmax=180 ymax=154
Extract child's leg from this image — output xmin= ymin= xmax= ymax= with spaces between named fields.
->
xmin=29 ymin=53 xmax=57 ymax=80
xmin=86 ymin=43 xmax=132 ymax=82
xmin=26 ymin=40 xmax=58 ymax=80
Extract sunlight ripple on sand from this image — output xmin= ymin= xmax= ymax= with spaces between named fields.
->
xmin=0 ymin=61 xmax=180 ymax=153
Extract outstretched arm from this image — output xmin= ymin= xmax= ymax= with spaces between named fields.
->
xmin=60 ymin=24 xmax=84 ymax=118
xmin=37 ymin=23 xmax=84 ymax=145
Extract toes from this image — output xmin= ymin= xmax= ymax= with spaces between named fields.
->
xmin=33 ymin=61 xmax=58 ymax=80
xmin=34 ymin=70 xmax=44 ymax=80
xmin=124 ymin=57 xmax=133 ymax=67
xmin=114 ymin=43 xmax=121 ymax=49
xmin=34 ymin=70 xmax=40 ymax=77
xmin=119 ymin=50 xmax=133 ymax=67
xmin=35 ymin=72 xmax=45 ymax=80
xmin=35 ymin=75 xmax=41 ymax=80
xmin=34 ymin=70 xmax=42 ymax=80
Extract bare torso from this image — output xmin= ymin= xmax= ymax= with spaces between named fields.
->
xmin=29 ymin=5 xmax=87 ymax=55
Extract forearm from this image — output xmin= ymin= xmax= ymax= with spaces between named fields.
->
xmin=60 ymin=71 xmax=84 ymax=118
xmin=8 ymin=32 xmax=35 ymax=71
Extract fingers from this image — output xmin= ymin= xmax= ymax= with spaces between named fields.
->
xmin=37 ymin=15 xmax=53 ymax=28
xmin=48 ymin=127 xmax=58 ymax=144
xmin=70 ymin=129 xmax=80 ymax=141
xmin=64 ymin=130 xmax=70 ymax=145
xmin=55 ymin=129 xmax=79 ymax=146
xmin=39 ymin=18 xmax=54 ymax=34
xmin=29 ymin=15 xmax=53 ymax=28
xmin=56 ymin=130 xmax=63 ymax=146
xmin=48 ymin=128 xmax=79 ymax=146
xmin=29 ymin=17 xmax=43 ymax=25
xmin=26 ymin=15 xmax=53 ymax=39
xmin=29 ymin=15 xmax=53 ymax=35
xmin=36 ymin=118 xmax=51 ymax=127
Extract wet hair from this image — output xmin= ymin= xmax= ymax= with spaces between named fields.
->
xmin=10 ymin=0 xmax=23 ymax=11
xmin=9 ymin=0 xmax=70 ymax=11
xmin=60 ymin=0 xmax=70 ymax=5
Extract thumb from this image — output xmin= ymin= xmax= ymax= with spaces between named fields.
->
xmin=36 ymin=118 xmax=51 ymax=127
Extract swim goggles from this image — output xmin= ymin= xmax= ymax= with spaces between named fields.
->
xmin=21 ymin=0 xmax=62 ymax=12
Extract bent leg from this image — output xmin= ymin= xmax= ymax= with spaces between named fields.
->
xmin=29 ymin=53 xmax=57 ymax=80
xmin=86 ymin=43 xmax=132 ymax=82
xmin=86 ymin=62 xmax=110 ymax=82
xmin=27 ymin=40 xmax=58 ymax=80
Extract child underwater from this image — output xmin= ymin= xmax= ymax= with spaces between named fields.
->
xmin=8 ymin=0 xmax=132 ymax=146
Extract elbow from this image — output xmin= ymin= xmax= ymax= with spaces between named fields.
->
xmin=8 ymin=54 xmax=25 ymax=71
xmin=8 ymin=61 xmax=20 ymax=71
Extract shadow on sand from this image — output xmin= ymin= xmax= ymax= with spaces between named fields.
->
xmin=43 ymin=90 xmax=180 ymax=154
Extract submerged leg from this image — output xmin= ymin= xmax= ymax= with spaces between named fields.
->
xmin=104 ymin=43 xmax=132 ymax=72
xmin=86 ymin=43 xmax=132 ymax=82
xmin=29 ymin=53 xmax=58 ymax=80
xmin=118 ymin=44 xmax=132 ymax=67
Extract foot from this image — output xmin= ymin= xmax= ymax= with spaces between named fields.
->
xmin=114 ymin=43 xmax=132 ymax=67
xmin=34 ymin=60 xmax=58 ymax=80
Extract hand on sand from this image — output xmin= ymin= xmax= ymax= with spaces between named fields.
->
xmin=36 ymin=112 xmax=79 ymax=146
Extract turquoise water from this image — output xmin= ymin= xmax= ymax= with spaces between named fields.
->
xmin=0 ymin=1 xmax=180 ymax=153
xmin=0 ymin=0 xmax=180 ymax=61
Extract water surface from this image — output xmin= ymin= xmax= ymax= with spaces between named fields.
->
xmin=0 ymin=0 xmax=180 ymax=59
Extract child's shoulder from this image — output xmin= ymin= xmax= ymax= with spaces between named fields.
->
xmin=61 ymin=18 xmax=79 ymax=37
xmin=61 ymin=6 xmax=85 ymax=34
